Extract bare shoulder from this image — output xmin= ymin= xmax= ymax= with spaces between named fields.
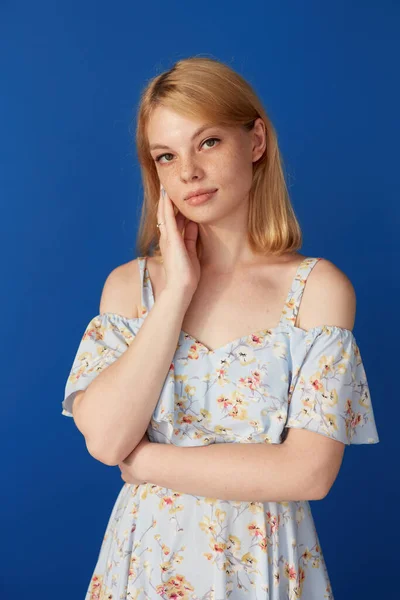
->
xmin=99 ymin=258 xmax=142 ymax=319
xmin=298 ymin=257 xmax=356 ymax=331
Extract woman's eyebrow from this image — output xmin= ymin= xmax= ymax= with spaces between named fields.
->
xmin=149 ymin=123 xmax=217 ymax=151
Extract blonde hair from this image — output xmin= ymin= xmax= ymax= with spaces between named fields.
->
xmin=133 ymin=56 xmax=302 ymax=259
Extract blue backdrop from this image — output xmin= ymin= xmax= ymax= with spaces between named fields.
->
xmin=2 ymin=1 xmax=397 ymax=598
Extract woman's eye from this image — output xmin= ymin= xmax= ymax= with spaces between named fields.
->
xmin=203 ymin=137 xmax=220 ymax=149
xmin=155 ymin=152 xmax=174 ymax=164
xmin=154 ymin=137 xmax=220 ymax=164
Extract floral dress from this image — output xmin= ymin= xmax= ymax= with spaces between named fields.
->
xmin=63 ymin=256 xmax=379 ymax=600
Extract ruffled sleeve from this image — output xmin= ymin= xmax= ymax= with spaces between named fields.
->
xmin=62 ymin=313 xmax=139 ymax=417
xmin=284 ymin=325 xmax=379 ymax=445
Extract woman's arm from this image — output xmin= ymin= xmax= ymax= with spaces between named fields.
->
xmin=77 ymin=272 xmax=191 ymax=466
xmin=128 ymin=438 xmax=327 ymax=503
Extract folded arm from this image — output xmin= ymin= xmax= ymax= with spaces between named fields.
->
xmin=135 ymin=430 xmax=344 ymax=502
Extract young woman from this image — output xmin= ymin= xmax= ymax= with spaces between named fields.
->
xmin=63 ymin=57 xmax=379 ymax=599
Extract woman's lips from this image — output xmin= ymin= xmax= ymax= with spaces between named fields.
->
xmin=185 ymin=189 xmax=217 ymax=206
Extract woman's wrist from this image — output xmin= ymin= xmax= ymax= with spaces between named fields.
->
xmin=139 ymin=441 xmax=178 ymax=486
xmin=138 ymin=441 xmax=161 ymax=482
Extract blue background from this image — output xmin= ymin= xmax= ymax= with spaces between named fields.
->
xmin=2 ymin=1 xmax=397 ymax=598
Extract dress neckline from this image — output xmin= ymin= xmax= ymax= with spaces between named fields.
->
xmin=137 ymin=255 xmax=322 ymax=354
xmin=97 ymin=310 xmax=357 ymax=357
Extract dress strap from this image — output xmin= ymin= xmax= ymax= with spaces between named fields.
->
xmin=137 ymin=256 xmax=155 ymax=317
xmin=278 ymin=257 xmax=323 ymax=327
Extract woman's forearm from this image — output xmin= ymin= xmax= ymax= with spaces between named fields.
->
xmin=77 ymin=288 xmax=191 ymax=466
xmin=138 ymin=441 xmax=323 ymax=502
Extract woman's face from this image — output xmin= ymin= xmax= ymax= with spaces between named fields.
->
xmin=147 ymin=105 xmax=265 ymax=224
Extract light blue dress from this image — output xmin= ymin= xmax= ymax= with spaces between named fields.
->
xmin=63 ymin=256 xmax=379 ymax=600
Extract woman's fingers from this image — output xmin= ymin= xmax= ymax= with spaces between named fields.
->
xmin=159 ymin=185 xmax=186 ymax=239
xmin=155 ymin=184 xmax=200 ymax=294
xmin=157 ymin=185 xmax=167 ymax=240
xmin=163 ymin=185 xmax=179 ymax=233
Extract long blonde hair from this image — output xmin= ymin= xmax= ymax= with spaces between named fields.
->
xmin=133 ymin=56 xmax=302 ymax=259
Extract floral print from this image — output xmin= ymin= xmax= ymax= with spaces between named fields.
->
xmin=63 ymin=256 xmax=379 ymax=599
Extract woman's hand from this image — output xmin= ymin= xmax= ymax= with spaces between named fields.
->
xmin=157 ymin=184 xmax=201 ymax=297
xmin=118 ymin=433 xmax=153 ymax=485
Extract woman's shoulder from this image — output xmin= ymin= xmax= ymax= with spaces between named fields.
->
xmin=98 ymin=258 xmax=144 ymax=320
xmin=297 ymin=257 xmax=357 ymax=332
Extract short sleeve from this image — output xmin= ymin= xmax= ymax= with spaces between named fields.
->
xmin=62 ymin=313 xmax=137 ymax=417
xmin=284 ymin=326 xmax=380 ymax=445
